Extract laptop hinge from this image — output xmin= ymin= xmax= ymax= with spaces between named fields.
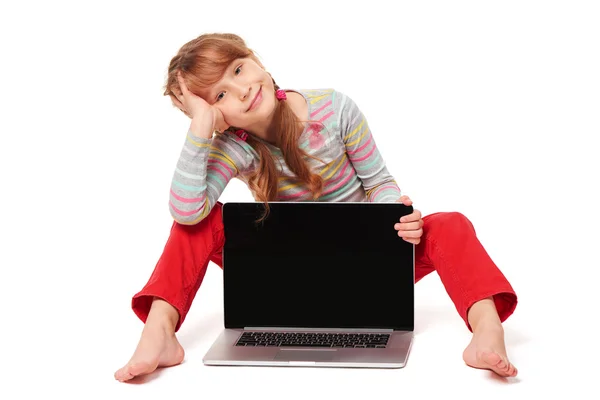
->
xmin=243 ymin=327 xmax=394 ymax=332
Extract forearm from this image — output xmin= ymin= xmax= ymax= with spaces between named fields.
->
xmin=169 ymin=132 xmax=213 ymax=224
xmin=367 ymin=179 xmax=402 ymax=202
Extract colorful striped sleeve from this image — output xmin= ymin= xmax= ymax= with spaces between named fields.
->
xmin=335 ymin=91 xmax=403 ymax=202
xmin=169 ymin=131 xmax=252 ymax=224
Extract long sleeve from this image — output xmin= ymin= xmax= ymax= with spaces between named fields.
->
xmin=336 ymin=92 xmax=402 ymax=202
xmin=169 ymin=131 xmax=251 ymax=224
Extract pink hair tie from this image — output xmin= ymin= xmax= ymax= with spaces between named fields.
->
xmin=275 ymin=89 xmax=287 ymax=100
xmin=234 ymin=129 xmax=248 ymax=141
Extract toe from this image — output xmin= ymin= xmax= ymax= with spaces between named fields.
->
xmin=481 ymin=352 xmax=511 ymax=377
xmin=481 ymin=352 xmax=502 ymax=367
xmin=497 ymin=357 xmax=508 ymax=371
xmin=114 ymin=366 xmax=132 ymax=382
xmin=128 ymin=362 xmax=153 ymax=377
xmin=500 ymin=356 xmax=519 ymax=377
xmin=506 ymin=362 xmax=518 ymax=377
xmin=496 ymin=361 xmax=510 ymax=376
xmin=114 ymin=362 xmax=151 ymax=382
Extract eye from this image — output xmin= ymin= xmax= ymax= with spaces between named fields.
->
xmin=215 ymin=64 xmax=242 ymax=102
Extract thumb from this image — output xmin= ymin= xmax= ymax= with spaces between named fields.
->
xmin=213 ymin=109 xmax=230 ymax=133
xmin=397 ymin=195 xmax=412 ymax=205
xmin=217 ymin=119 xmax=230 ymax=133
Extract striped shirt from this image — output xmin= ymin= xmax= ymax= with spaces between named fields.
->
xmin=169 ymin=89 xmax=402 ymax=225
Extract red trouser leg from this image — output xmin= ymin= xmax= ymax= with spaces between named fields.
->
xmin=132 ymin=206 xmax=517 ymax=333
xmin=415 ymin=211 xmax=518 ymax=331
xmin=131 ymin=202 xmax=226 ymax=332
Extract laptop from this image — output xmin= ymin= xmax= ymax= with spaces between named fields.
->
xmin=202 ymin=201 xmax=415 ymax=368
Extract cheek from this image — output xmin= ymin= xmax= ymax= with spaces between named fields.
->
xmin=263 ymin=95 xmax=276 ymax=112
xmin=221 ymin=109 xmax=248 ymax=128
xmin=217 ymin=105 xmax=237 ymax=122
xmin=263 ymin=79 xmax=275 ymax=92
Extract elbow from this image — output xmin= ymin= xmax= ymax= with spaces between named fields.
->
xmin=169 ymin=204 xmax=207 ymax=225
xmin=172 ymin=215 xmax=200 ymax=225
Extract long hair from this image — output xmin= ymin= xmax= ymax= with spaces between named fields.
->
xmin=164 ymin=33 xmax=324 ymax=222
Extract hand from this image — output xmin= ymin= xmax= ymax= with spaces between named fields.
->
xmin=394 ymin=195 xmax=424 ymax=245
xmin=173 ymin=72 xmax=229 ymax=133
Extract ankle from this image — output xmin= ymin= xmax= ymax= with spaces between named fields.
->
xmin=471 ymin=317 xmax=504 ymax=334
xmin=467 ymin=297 xmax=503 ymax=333
xmin=145 ymin=298 xmax=180 ymax=333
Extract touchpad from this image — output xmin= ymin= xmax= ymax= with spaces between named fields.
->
xmin=274 ymin=349 xmax=336 ymax=362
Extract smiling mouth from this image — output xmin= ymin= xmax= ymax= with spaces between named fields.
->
xmin=247 ymin=87 xmax=262 ymax=111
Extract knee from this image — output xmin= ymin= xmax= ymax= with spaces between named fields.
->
xmin=171 ymin=202 xmax=224 ymax=237
xmin=198 ymin=201 xmax=224 ymax=231
xmin=442 ymin=211 xmax=471 ymax=225
xmin=423 ymin=211 xmax=475 ymax=236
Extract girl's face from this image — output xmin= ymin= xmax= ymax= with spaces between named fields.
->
xmin=201 ymin=57 xmax=277 ymax=131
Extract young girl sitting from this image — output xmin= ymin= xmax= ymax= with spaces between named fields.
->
xmin=114 ymin=32 xmax=518 ymax=382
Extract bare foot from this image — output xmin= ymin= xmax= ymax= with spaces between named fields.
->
xmin=463 ymin=323 xmax=517 ymax=377
xmin=114 ymin=323 xmax=185 ymax=382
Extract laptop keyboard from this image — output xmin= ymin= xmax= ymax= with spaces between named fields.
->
xmin=235 ymin=332 xmax=389 ymax=348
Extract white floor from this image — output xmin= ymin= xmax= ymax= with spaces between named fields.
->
xmin=2 ymin=1 xmax=598 ymax=398
xmin=81 ymin=251 xmax=597 ymax=399
xmin=11 ymin=223 xmax=596 ymax=400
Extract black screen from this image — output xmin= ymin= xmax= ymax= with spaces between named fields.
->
xmin=222 ymin=202 xmax=414 ymax=331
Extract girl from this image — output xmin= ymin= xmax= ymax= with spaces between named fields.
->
xmin=114 ymin=33 xmax=518 ymax=382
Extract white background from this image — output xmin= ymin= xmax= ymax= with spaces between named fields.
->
xmin=1 ymin=0 xmax=598 ymax=398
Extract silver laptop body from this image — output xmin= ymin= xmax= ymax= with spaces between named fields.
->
xmin=203 ymin=201 xmax=415 ymax=368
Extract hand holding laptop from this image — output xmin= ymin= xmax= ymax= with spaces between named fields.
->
xmin=395 ymin=195 xmax=424 ymax=245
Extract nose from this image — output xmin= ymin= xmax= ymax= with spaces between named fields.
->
xmin=239 ymin=84 xmax=251 ymax=101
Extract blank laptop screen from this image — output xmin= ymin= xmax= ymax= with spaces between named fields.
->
xmin=222 ymin=202 xmax=414 ymax=331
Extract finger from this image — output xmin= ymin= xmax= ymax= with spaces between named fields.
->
xmin=399 ymin=213 xmax=415 ymax=223
xmin=215 ymin=111 xmax=230 ymax=133
xmin=397 ymin=229 xmax=423 ymax=238
xmin=177 ymin=72 xmax=191 ymax=98
xmin=397 ymin=195 xmax=412 ymax=205
xmin=217 ymin=121 xmax=230 ymax=133
xmin=172 ymin=96 xmax=185 ymax=110
xmin=171 ymin=97 xmax=191 ymax=118
xmin=403 ymin=237 xmax=420 ymax=245
xmin=400 ymin=210 xmax=421 ymax=223
xmin=394 ymin=221 xmax=422 ymax=231
xmin=399 ymin=212 xmax=417 ymax=223
xmin=175 ymin=75 xmax=189 ymax=104
xmin=172 ymin=90 xmax=186 ymax=110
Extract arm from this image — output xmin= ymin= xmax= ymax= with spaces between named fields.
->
xmin=169 ymin=131 xmax=248 ymax=224
xmin=336 ymin=91 xmax=402 ymax=202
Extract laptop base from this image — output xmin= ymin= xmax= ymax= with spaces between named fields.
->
xmin=203 ymin=329 xmax=413 ymax=368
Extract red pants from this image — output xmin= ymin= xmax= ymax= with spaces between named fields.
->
xmin=132 ymin=202 xmax=517 ymax=332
